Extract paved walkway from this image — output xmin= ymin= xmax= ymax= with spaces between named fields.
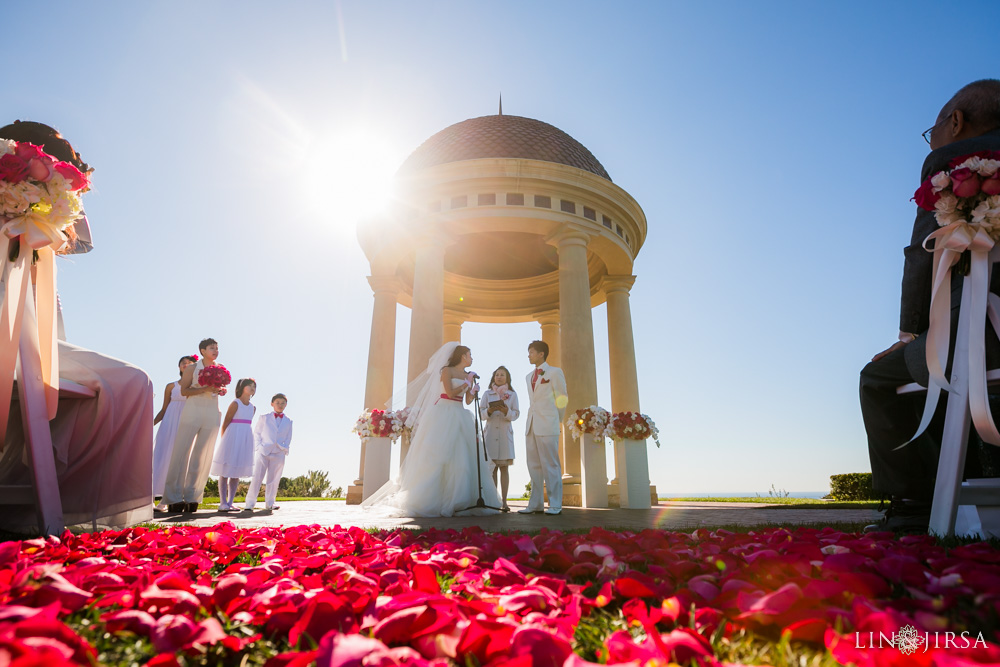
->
xmin=152 ymin=500 xmax=882 ymax=532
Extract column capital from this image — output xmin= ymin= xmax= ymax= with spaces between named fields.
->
xmin=602 ymin=275 xmax=636 ymax=296
xmin=532 ymin=310 xmax=561 ymax=326
xmin=443 ymin=309 xmax=466 ymax=326
xmin=367 ymin=275 xmax=402 ymax=296
xmin=547 ymin=224 xmax=595 ymax=248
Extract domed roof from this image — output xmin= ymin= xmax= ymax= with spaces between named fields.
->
xmin=398 ymin=114 xmax=611 ymax=181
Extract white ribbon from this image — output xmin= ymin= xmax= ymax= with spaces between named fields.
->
xmin=900 ymin=222 xmax=1000 ymax=449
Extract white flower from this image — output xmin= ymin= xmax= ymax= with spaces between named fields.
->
xmin=960 ymin=157 xmax=984 ymax=173
xmin=935 ymin=193 xmax=958 ymax=214
xmin=931 ymin=171 xmax=951 ymax=192
xmin=0 ymin=139 xmax=14 ymax=156
xmin=977 ymin=159 xmax=1000 ymax=178
xmin=972 ymin=200 xmax=992 ymax=224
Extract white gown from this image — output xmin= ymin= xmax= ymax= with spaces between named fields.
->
xmin=151 ymin=381 xmax=186 ymax=497
xmin=364 ymin=378 xmax=502 ymax=517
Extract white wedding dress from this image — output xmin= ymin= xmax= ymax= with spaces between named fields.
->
xmin=363 ymin=377 xmax=502 ymax=517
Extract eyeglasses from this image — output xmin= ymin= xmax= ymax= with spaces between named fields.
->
xmin=922 ymin=116 xmax=949 ymax=145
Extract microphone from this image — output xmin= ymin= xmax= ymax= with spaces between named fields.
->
xmin=470 ymin=372 xmax=480 ymax=380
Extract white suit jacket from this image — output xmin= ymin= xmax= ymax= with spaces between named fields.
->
xmin=254 ymin=411 xmax=293 ymax=456
xmin=524 ymin=362 xmax=567 ymax=437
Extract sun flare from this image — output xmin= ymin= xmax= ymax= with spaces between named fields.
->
xmin=298 ymin=127 xmax=400 ymax=231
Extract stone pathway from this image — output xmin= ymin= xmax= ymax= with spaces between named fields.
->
xmin=152 ymin=500 xmax=881 ymax=532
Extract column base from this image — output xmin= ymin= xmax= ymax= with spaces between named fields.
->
xmin=560 ymin=483 xmax=583 ymax=507
xmin=607 ymin=484 xmax=659 ymax=508
xmin=346 ymin=485 xmax=364 ymax=505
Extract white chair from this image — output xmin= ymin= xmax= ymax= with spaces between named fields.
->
xmin=1 ymin=293 xmax=95 ymax=536
xmin=897 ymin=279 xmax=1000 ymax=537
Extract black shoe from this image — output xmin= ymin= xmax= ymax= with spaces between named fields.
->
xmin=185 ymin=502 xmax=199 ymax=513
xmin=863 ymin=497 xmax=931 ymax=533
xmin=166 ymin=502 xmax=186 ymax=513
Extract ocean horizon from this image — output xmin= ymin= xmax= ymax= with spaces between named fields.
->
xmin=661 ymin=491 xmax=829 ymax=499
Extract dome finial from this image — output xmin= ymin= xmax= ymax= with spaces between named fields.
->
xmin=498 ymin=93 xmax=502 ymax=116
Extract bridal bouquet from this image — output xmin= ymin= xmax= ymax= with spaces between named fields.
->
xmin=0 ymin=139 xmax=90 ymax=251
xmin=914 ymin=150 xmax=1000 ymax=237
xmin=566 ymin=405 xmax=610 ymax=441
xmin=606 ymin=411 xmax=661 ymax=448
xmin=198 ymin=364 xmax=232 ymax=396
xmin=353 ymin=409 xmax=408 ymax=441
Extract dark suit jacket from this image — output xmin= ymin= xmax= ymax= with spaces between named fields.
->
xmin=902 ymin=128 xmax=1000 ymax=385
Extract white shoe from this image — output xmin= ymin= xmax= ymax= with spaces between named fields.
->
xmin=544 ymin=508 xmax=562 ymax=515
xmin=517 ymin=508 xmax=542 ymax=514
xmin=267 ymin=504 xmax=280 ymax=511
xmin=218 ymin=503 xmax=231 ymax=512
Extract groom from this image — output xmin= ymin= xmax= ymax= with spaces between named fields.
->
xmin=520 ymin=340 xmax=568 ymax=515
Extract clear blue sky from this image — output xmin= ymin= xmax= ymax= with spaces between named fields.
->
xmin=6 ymin=1 xmax=999 ymax=495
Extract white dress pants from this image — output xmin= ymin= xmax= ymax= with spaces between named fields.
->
xmin=525 ymin=429 xmax=561 ymax=511
xmin=244 ymin=449 xmax=286 ymax=509
xmin=163 ymin=397 xmax=220 ymax=504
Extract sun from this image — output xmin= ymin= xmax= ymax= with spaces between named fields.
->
xmin=297 ymin=127 xmax=400 ymax=232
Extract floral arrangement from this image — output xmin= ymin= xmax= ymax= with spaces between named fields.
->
xmin=2 ymin=524 xmax=998 ymax=665
xmin=913 ymin=150 xmax=1000 ymax=237
xmin=198 ymin=364 xmax=231 ymax=396
xmin=353 ymin=408 xmax=409 ymax=441
xmin=0 ymin=139 xmax=90 ymax=251
xmin=606 ymin=411 xmax=662 ymax=447
xmin=566 ymin=405 xmax=610 ymax=440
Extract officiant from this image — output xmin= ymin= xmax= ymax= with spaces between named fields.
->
xmin=479 ymin=365 xmax=519 ymax=513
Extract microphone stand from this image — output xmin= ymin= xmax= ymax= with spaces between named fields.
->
xmin=460 ymin=385 xmax=501 ymax=512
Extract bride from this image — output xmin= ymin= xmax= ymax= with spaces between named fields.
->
xmin=363 ymin=342 xmax=502 ymax=517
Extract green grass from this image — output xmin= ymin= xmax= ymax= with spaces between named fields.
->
xmin=661 ymin=496 xmax=880 ymax=509
xmin=196 ymin=496 xmax=342 ymax=508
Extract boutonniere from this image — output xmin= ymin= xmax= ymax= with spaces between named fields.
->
xmin=537 ymin=369 xmax=545 ymax=376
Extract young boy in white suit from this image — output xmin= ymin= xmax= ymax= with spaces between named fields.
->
xmin=520 ymin=340 xmax=567 ymax=515
xmin=244 ymin=393 xmax=293 ymax=511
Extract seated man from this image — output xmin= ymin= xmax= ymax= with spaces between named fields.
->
xmin=860 ymin=79 xmax=1000 ymax=531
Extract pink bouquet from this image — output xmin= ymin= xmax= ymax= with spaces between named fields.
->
xmin=198 ymin=364 xmax=231 ymax=396
xmin=913 ymin=150 xmax=1000 ymax=236
xmin=0 ymin=139 xmax=90 ymax=251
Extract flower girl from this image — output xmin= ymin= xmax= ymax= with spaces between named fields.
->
xmin=209 ymin=378 xmax=257 ymax=511
xmin=152 ymin=355 xmax=196 ymax=510
xmin=479 ymin=366 xmax=520 ymax=512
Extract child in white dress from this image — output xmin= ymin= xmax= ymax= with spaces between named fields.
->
xmin=210 ymin=378 xmax=257 ymax=511
xmin=152 ymin=355 xmax=196 ymax=509
xmin=479 ymin=366 xmax=520 ymax=512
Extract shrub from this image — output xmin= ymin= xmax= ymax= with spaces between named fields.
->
xmin=829 ymin=472 xmax=877 ymax=500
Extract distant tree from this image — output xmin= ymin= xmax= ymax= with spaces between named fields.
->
xmin=331 ymin=486 xmax=344 ymax=499
xmin=522 ymin=481 xmax=531 ymax=499
xmin=204 ymin=478 xmax=219 ymax=497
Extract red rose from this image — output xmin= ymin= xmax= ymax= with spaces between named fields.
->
xmin=27 ymin=155 xmax=56 ymax=182
xmin=913 ymin=177 xmax=940 ymax=211
xmin=983 ymin=172 xmax=1000 ymax=196
xmin=0 ymin=153 xmax=30 ymax=183
xmin=54 ymin=162 xmax=90 ymax=190
xmin=951 ymin=168 xmax=981 ymax=198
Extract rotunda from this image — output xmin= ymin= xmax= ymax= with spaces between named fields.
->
xmin=351 ymin=112 xmax=650 ymax=508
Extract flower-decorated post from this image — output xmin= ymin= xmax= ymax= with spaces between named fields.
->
xmin=566 ymin=406 xmax=610 ymax=506
xmin=0 ymin=138 xmax=91 ymax=535
xmin=353 ymin=409 xmax=407 ymax=501
xmin=606 ymin=412 xmax=660 ymax=509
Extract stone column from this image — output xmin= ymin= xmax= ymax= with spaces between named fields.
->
xmin=605 ymin=274 xmax=652 ymax=508
xmin=443 ymin=310 xmax=464 ymax=343
xmin=347 ymin=276 xmax=400 ymax=505
xmin=554 ymin=227 xmax=607 ymax=507
xmin=604 ymin=275 xmax=639 ymax=498
xmin=403 ymin=232 xmax=448 ymax=460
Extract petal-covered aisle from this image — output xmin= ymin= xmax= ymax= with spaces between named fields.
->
xmin=1 ymin=524 xmax=998 ymax=665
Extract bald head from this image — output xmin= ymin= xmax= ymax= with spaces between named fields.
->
xmin=930 ymin=79 xmax=1000 ymax=149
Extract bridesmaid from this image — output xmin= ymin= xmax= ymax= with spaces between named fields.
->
xmin=152 ymin=355 xmax=196 ymax=510
xmin=479 ymin=365 xmax=520 ymax=512
xmin=161 ymin=338 xmax=223 ymax=513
